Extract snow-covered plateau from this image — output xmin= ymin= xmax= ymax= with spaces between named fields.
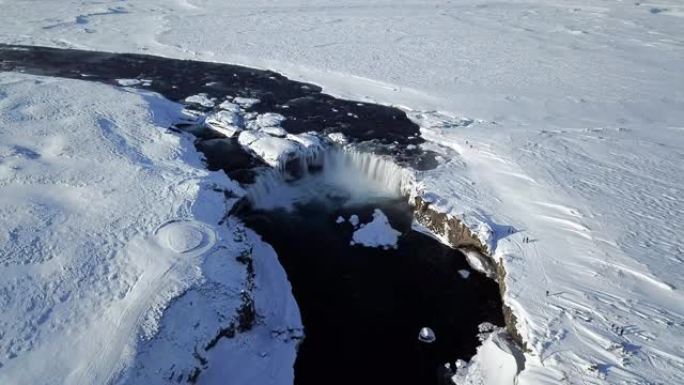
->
xmin=1 ymin=1 xmax=683 ymax=385
xmin=0 ymin=73 xmax=302 ymax=385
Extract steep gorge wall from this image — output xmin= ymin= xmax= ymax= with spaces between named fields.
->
xmin=411 ymin=195 xmax=525 ymax=349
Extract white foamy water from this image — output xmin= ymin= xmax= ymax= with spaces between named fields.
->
xmin=246 ymin=147 xmax=414 ymax=211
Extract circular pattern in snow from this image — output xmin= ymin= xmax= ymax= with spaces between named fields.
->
xmin=154 ymin=219 xmax=216 ymax=254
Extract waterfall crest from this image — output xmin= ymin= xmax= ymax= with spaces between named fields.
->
xmin=246 ymin=147 xmax=414 ymax=211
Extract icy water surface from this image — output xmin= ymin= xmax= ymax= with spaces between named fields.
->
xmin=238 ymin=194 xmax=503 ymax=385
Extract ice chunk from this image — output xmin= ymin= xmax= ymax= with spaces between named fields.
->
xmin=116 ymin=78 xmax=141 ymax=87
xmin=238 ymin=131 xmax=300 ymax=168
xmin=327 ymin=132 xmax=348 ymax=144
xmin=351 ymin=209 xmax=401 ymax=249
xmin=247 ymin=112 xmax=286 ymax=130
xmin=349 ymin=214 xmax=360 ymax=227
xmin=287 ymin=132 xmax=320 ymax=149
xmin=458 ymin=269 xmax=471 ymax=279
xmin=336 ymin=216 xmax=345 ymax=224
xmin=418 ymin=327 xmax=436 ymax=343
xmin=218 ymin=100 xmax=242 ymax=112
xmin=232 ymin=96 xmax=260 ymax=108
xmin=185 ymin=93 xmax=215 ymax=108
xmin=205 ymin=110 xmax=244 ymax=138
xmin=262 ymin=126 xmax=287 ymax=138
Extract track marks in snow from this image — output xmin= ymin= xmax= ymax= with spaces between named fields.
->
xmin=537 ymin=215 xmax=592 ymax=240
xmin=42 ymin=6 xmax=129 ymax=32
xmin=533 ymin=201 xmax=583 ymax=218
xmin=613 ymin=264 xmax=674 ymax=291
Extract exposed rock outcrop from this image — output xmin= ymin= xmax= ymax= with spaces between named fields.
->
xmin=411 ymin=195 xmax=525 ymax=349
xmin=412 ymin=196 xmax=488 ymax=253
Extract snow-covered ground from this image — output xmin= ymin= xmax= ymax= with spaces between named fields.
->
xmin=1 ymin=1 xmax=683 ymax=384
xmin=0 ymin=73 xmax=301 ymax=384
xmin=1 ymin=0 xmax=683 ymax=129
xmin=412 ymin=109 xmax=684 ymax=385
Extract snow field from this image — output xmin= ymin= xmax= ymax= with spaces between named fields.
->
xmin=0 ymin=73 xmax=302 ymax=385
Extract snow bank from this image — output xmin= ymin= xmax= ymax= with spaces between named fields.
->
xmin=452 ymin=330 xmax=522 ymax=385
xmin=351 ymin=209 xmax=401 ymax=249
xmin=0 ymin=73 xmax=301 ymax=385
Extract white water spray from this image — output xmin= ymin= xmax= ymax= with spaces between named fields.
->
xmin=246 ymin=147 xmax=414 ymax=211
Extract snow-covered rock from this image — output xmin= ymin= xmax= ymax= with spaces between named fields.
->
xmin=237 ymin=128 xmax=325 ymax=169
xmin=262 ymin=126 xmax=288 ymax=138
xmin=218 ymin=100 xmax=242 ymax=112
xmin=247 ymin=112 xmax=286 ymax=131
xmin=205 ymin=109 xmax=244 ymax=138
xmin=232 ymin=96 xmax=260 ymax=108
xmin=184 ymin=93 xmax=215 ymax=108
xmin=238 ymin=131 xmax=301 ymax=168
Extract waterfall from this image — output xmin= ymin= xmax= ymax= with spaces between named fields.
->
xmin=318 ymin=149 xmax=414 ymax=196
xmin=246 ymin=146 xmax=414 ymax=211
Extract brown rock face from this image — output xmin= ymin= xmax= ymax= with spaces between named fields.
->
xmin=497 ymin=262 xmax=526 ymax=349
xmin=412 ymin=196 xmax=488 ymax=253
xmin=412 ymin=195 xmax=526 ymax=349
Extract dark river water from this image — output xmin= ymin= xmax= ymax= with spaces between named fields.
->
xmin=238 ymin=194 xmax=503 ymax=385
xmin=0 ymin=44 xmax=504 ymax=385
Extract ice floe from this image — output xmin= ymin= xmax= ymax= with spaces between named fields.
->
xmin=351 ymin=209 xmax=401 ymax=249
